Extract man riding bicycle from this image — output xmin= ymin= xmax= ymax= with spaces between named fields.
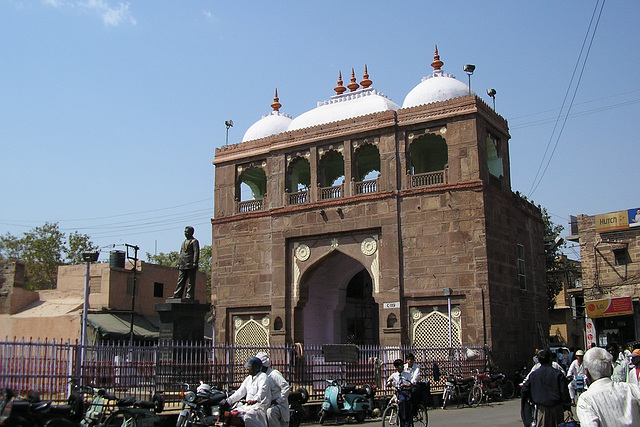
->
xmin=387 ymin=359 xmax=413 ymax=427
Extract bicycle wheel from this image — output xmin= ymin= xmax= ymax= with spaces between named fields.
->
xmin=103 ymin=409 xmax=138 ymax=427
xmin=413 ymin=403 xmax=428 ymax=427
xmin=501 ymin=380 xmax=515 ymax=399
xmin=381 ymin=403 xmax=399 ymax=427
xmin=467 ymin=385 xmax=483 ymax=406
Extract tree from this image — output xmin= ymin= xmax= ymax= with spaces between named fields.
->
xmin=0 ymin=222 xmax=98 ymax=290
xmin=543 ymin=208 xmax=567 ymax=310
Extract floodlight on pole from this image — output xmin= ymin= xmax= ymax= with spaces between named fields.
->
xmin=81 ymin=251 xmax=99 ymax=385
xmin=225 ymin=120 xmax=233 ymax=146
xmin=487 ymin=88 xmax=497 ymax=110
xmin=463 ymin=64 xmax=475 ymax=94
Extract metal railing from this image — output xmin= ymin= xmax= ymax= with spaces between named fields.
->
xmin=0 ymin=338 xmax=487 ymax=408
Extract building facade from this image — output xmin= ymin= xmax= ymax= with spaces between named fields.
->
xmin=211 ymin=49 xmax=548 ymax=369
xmin=569 ymin=209 xmax=640 ymax=347
xmin=0 ymin=256 xmax=206 ymax=342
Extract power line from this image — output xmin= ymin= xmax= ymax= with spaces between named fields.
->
xmin=528 ymin=0 xmax=606 ymax=197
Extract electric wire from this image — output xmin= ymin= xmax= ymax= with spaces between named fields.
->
xmin=528 ymin=0 xmax=606 ymax=197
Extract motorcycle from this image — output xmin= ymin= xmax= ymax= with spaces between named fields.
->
xmin=288 ymin=388 xmax=309 ymax=427
xmin=441 ymin=374 xmax=475 ymax=409
xmin=175 ymin=382 xmax=226 ymax=427
xmin=318 ymin=380 xmax=374 ymax=424
xmin=476 ymin=367 xmax=514 ymax=402
xmin=513 ymin=365 xmax=528 ymax=397
xmin=2 ymin=390 xmax=76 ymax=427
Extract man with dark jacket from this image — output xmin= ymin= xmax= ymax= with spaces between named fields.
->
xmin=522 ymin=349 xmax=571 ymax=427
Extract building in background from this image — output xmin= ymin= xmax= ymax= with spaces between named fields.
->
xmin=211 ymin=48 xmax=548 ymax=370
xmin=568 ymin=208 xmax=640 ymax=348
xmin=0 ymin=254 xmax=206 ymax=343
xmin=548 ymin=255 xmax=584 ymax=348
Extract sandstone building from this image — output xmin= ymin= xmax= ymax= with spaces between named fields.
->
xmin=211 ymin=48 xmax=548 ymax=369
xmin=568 ymin=209 xmax=640 ymax=347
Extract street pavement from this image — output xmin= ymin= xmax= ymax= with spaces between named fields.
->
xmin=306 ymin=398 xmax=526 ymax=427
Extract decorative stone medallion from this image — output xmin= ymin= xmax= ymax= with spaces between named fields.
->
xmin=451 ymin=306 xmax=462 ymax=318
xmin=295 ymin=244 xmax=310 ymax=261
xmin=262 ymin=315 xmax=270 ymax=327
xmin=361 ymin=237 xmax=377 ymax=256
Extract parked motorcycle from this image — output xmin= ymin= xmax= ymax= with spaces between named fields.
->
xmin=288 ymin=388 xmax=308 ymax=427
xmin=3 ymin=390 xmax=76 ymax=427
xmin=175 ymin=382 xmax=226 ymax=427
xmin=475 ymin=367 xmax=515 ymax=402
xmin=441 ymin=374 xmax=475 ymax=409
xmin=513 ymin=365 xmax=528 ymax=397
xmin=318 ymin=380 xmax=374 ymax=424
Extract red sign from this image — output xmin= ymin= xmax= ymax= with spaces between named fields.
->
xmin=586 ymin=297 xmax=634 ymax=318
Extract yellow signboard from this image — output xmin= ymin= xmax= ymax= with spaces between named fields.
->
xmin=585 ymin=297 xmax=633 ymax=318
xmin=595 ymin=211 xmax=629 ymax=232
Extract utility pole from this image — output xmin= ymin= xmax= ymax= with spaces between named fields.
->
xmin=126 ymin=244 xmax=139 ymax=346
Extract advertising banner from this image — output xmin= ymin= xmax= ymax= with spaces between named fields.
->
xmin=595 ymin=207 xmax=640 ymax=232
xmin=585 ymin=318 xmax=597 ymax=349
xmin=585 ymin=296 xmax=634 ymax=318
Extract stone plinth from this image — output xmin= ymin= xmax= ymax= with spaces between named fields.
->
xmin=155 ymin=298 xmax=210 ymax=342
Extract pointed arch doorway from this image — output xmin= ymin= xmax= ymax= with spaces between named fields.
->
xmin=297 ymin=249 xmax=379 ymax=346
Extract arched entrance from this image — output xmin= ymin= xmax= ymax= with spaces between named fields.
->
xmin=298 ymin=250 xmax=379 ymax=346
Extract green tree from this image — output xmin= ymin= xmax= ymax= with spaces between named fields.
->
xmin=543 ymin=208 xmax=566 ymax=310
xmin=0 ymin=222 xmax=98 ymax=290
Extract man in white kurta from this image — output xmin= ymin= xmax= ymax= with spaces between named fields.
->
xmin=576 ymin=347 xmax=640 ymax=427
xmin=256 ymin=352 xmax=290 ymax=427
xmin=226 ymin=357 xmax=272 ymax=427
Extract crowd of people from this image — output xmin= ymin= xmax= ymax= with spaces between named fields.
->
xmin=521 ymin=344 xmax=640 ymax=427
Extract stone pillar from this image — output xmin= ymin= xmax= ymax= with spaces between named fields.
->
xmin=155 ymin=298 xmax=211 ymax=342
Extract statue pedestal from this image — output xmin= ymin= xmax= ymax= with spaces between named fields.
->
xmin=155 ymin=298 xmax=210 ymax=342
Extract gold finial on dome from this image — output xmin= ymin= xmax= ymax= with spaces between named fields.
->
xmin=347 ymin=68 xmax=360 ymax=92
xmin=360 ymin=64 xmax=372 ymax=88
xmin=334 ymin=71 xmax=347 ymax=94
xmin=431 ymin=45 xmax=444 ymax=71
xmin=271 ymin=88 xmax=282 ymax=111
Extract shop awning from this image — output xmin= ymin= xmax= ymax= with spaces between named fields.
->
xmin=87 ymin=313 xmax=159 ymax=341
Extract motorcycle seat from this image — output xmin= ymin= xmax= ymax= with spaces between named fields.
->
xmin=459 ymin=377 xmax=475 ymax=384
xmin=490 ymin=374 xmax=504 ymax=381
xmin=117 ymin=396 xmax=137 ymax=407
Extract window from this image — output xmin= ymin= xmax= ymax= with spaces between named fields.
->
xmin=154 ymin=282 xmax=164 ymax=298
xmin=613 ymin=248 xmax=630 ymax=266
xmin=517 ymin=244 xmax=526 ymax=290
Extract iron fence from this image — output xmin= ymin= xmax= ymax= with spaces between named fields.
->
xmin=0 ymin=338 xmax=487 ymax=409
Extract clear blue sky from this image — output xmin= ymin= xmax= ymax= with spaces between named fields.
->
xmin=1 ymin=0 xmax=638 ymax=261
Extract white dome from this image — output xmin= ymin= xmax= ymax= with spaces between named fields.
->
xmin=288 ymin=88 xmax=400 ymax=131
xmin=242 ymin=111 xmax=293 ymax=142
xmin=402 ymin=70 xmax=473 ymax=109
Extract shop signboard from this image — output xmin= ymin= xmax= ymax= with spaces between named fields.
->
xmin=595 ymin=207 xmax=640 ymax=232
xmin=585 ymin=296 xmax=633 ymax=318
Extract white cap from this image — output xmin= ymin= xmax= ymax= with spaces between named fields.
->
xmin=255 ymin=351 xmax=271 ymax=368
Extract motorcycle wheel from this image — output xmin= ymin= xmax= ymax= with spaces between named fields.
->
xmin=413 ymin=404 xmax=428 ymax=427
xmin=355 ymin=411 xmax=366 ymax=423
xmin=318 ymin=409 xmax=328 ymax=425
xmin=501 ymin=380 xmax=515 ymax=399
xmin=468 ymin=384 xmax=483 ymax=406
xmin=175 ymin=413 xmax=189 ymax=427
xmin=103 ymin=409 xmax=138 ymax=427
xmin=441 ymin=389 xmax=450 ymax=409
xmin=381 ymin=403 xmax=399 ymax=427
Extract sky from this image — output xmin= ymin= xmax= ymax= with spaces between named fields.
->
xmin=1 ymin=0 xmax=638 ymax=262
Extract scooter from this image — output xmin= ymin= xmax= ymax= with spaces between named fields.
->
xmin=318 ymin=380 xmax=373 ymax=424
xmin=288 ymin=388 xmax=309 ymax=427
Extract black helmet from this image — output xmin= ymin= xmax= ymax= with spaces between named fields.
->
xmin=245 ymin=357 xmax=263 ymax=375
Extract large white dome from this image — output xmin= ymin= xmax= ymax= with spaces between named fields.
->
xmin=242 ymin=111 xmax=292 ymax=142
xmin=402 ymin=47 xmax=473 ymax=109
xmin=288 ymin=88 xmax=399 ymax=131
xmin=288 ymin=68 xmax=399 ymax=131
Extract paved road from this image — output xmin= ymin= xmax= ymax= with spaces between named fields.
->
xmin=307 ymin=398 xmax=526 ymax=427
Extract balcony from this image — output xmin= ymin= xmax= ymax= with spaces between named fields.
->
xmin=238 ymin=199 xmax=263 ymax=213
xmin=408 ymin=166 xmax=448 ymax=188
xmin=287 ymin=190 xmax=309 ymax=205
xmin=320 ymin=183 xmax=343 ymax=200
xmin=354 ymin=178 xmax=378 ymax=195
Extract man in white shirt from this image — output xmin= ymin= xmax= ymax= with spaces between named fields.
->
xmin=567 ymin=349 xmax=587 ymax=404
xmin=606 ymin=343 xmax=629 ymax=383
xmin=403 ymin=353 xmax=421 ymax=384
xmin=225 ymin=357 xmax=271 ymax=427
xmin=387 ymin=359 xmax=413 ymax=427
xmin=256 ymin=352 xmax=290 ymax=427
xmin=576 ymin=347 xmax=640 ymax=426
xmin=629 ymin=349 xmax=640 ymax=387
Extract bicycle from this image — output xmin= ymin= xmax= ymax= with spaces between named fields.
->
xmin=381 ymin=388 xmax=428 ymax=427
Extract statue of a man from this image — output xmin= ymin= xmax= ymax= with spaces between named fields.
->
xmin=173 ymin=226 xmax=200 ymax=299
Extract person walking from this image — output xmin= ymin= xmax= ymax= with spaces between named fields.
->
xmin=522 ymin=349 xmax=572 ymax=427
